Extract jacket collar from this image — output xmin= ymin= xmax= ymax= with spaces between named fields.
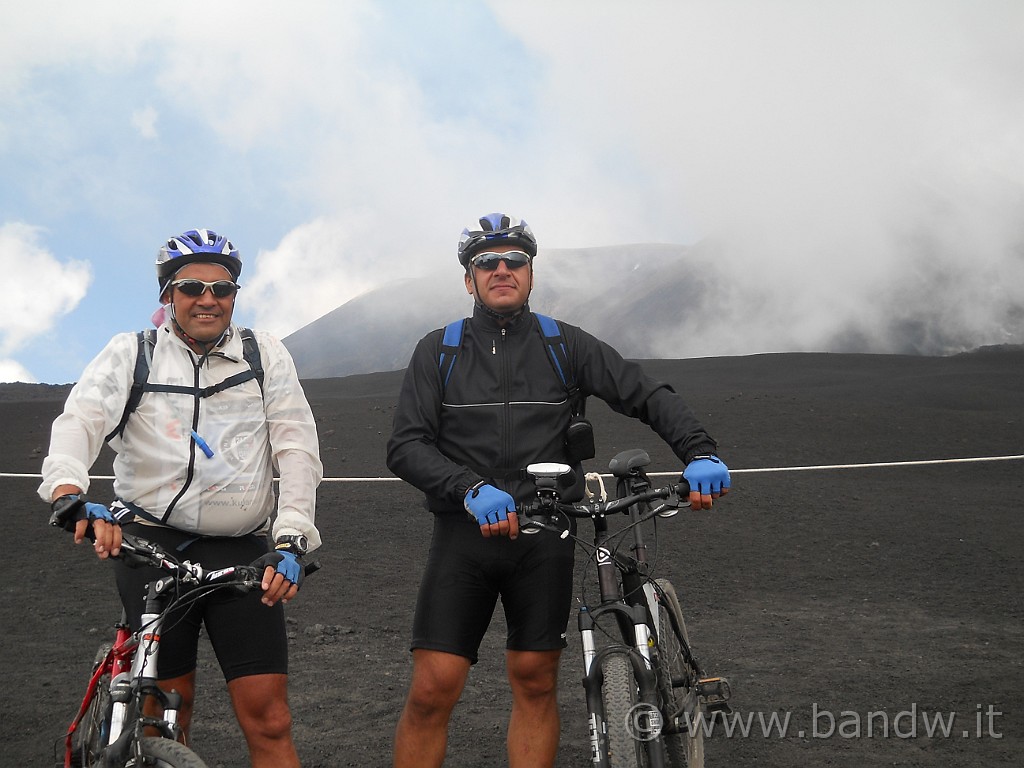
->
xmin=470 ymin=303 xmax=532 ymax=334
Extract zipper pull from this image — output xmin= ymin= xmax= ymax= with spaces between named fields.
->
xmin=492 ymin=338 xmax=496 ymax=355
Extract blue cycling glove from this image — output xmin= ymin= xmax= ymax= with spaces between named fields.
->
xmin=83 ymin=502 xmax=117 ymax=524
xmin=464 ymin=483 xmax=515 ymax=526
xmin=254 ymin=551 xmax=304 ymax=587
xmin=683 ymin=455 xmax=731 ymax=495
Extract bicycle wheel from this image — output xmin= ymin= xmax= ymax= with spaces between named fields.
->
xmin=70 ymin=644 xmax=113 ymax=767
xmin=600 ymin=651 xmax=646 ymax=768
xmin=132 ymin=737 xmax=209 ymax=768
xmin=654 ymin=579 xmax=705 ymax=768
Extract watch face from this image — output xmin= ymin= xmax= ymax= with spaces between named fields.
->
xmin=278 ymin=535 xmax=308 ymax=554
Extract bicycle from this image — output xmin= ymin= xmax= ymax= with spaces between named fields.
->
xmin=49 ymin=509 xmax=317 ymax=768
xmin=519 ymin=448 xmax=732 ymax=768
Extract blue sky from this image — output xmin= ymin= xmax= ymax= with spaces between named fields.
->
xmin=2 ymin=0 xmax=1022 ymax=383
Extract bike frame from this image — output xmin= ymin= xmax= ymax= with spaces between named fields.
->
xmin=62 ymin=620 xmax=134 ymax=767
xmin=60 ymin=578 xmax=191 ymax=768
xmin=524 ymin=455 xmax=713 ymax=768
xmin=579 ymin=472 xmax=677 ymax=768
xmin=54 ymin=522 xmax=317 ymax=768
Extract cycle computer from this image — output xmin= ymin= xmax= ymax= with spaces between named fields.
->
xmin=526 ymin=462 xmax=572 ymax=481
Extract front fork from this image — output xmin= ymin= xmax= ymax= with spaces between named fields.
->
xmin=579 ymin=602 xmax=667 ymax=768
xmin=106 ymin=587 xmax=185 ymax=760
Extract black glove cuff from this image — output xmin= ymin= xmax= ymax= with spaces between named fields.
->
xmin=50 ymin=494 xmax=86 ymax=530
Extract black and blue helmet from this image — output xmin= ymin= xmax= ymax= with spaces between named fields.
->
xmin=156 ymin=228 xmax=241 ymax=297
xmin=458 ymin=213 xmax=537 ymax=268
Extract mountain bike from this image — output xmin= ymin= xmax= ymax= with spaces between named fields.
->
xmin=49 ymin=510 xmax=317 ymax=768
xmin=519 ymin=448 xmax=732 ymax=768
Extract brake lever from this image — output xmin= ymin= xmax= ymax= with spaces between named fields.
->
xmin=520 ymin=516 xmax=569 ymax=538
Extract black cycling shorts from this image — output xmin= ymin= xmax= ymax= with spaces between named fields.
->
xmin=114 ymin=523 xmax=288 ymax=682
xmin=411 ymin=512 xmax=575 ymax=664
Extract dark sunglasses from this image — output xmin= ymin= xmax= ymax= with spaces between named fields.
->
xmin=470 ymin=250 xmax=532 ymax=271
xmin=170 ymin=279 xmax=239 ymax=298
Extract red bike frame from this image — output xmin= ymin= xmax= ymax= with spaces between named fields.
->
xmin=61 ymin=620 xmax=135 ymax=768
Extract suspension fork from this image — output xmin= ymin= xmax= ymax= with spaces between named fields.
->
xmin=579 ymin=602 xmax=666 ymax=768
xmin=109 ymin=577 xmax=184 ymax=747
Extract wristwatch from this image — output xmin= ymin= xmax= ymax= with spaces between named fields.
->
xmin=274 ymin=535 xmax=309 ymax=557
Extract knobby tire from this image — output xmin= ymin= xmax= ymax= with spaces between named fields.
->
xmin=134 ymin=737 xmax=209 ymax=768
xmin=601 ymin=652 xmax=646 ymax=768
xmin=655 ymin=578 xmax=705 ymax=768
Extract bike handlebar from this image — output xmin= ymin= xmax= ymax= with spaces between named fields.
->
xmin=117 ymin=531 xmax=264 ymax=585
xmin=518 ymin=480 xmax=690 ymax=521
xmin=48 ymin=509 xmax=321 ymax=580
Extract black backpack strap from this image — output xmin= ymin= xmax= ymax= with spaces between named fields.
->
xmin=238 ymin=327 xmax=264 ymax=394
xmin=438 ymin=318 xmax=466 ymax=392
xmin=105 ymin=327 xmax=265 ymax=443
xmin=104 ymin=329 xmax=156 ymax=443
xmin=200 ymin=328 xmax=264 ymax=397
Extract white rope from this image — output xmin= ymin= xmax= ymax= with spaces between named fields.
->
xmin=645 ymin=453 xmax=1024 ymax=478
xmin=3 ymin=453 xmax=1021 ymax=483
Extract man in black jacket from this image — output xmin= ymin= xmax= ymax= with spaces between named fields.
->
xmin=387 ymin=212 xmax=730 ymax=767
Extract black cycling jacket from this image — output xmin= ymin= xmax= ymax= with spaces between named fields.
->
xmin=386 ymin=305 xmax=719 ymax=514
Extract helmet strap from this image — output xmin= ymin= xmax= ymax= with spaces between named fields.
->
xmin=167 ymin=303 xmax=228 ymax=357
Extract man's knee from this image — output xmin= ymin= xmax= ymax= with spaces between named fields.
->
xmin=405 ymin=650 xmax=471 ymax=719
xmin=507 ymin=650 xmax=561 ymax=700
xmin=229 ymin=674 xmax=294 ymax=741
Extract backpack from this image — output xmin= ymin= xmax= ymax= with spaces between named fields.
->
xmin=104 ymin=327 xmax=264 ymax=443
xmin=437 ymin=313 xmax=595 ymax=462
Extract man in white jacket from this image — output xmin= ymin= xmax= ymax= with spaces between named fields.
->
xmin=39 ymin=228 xmax=322 ymax=768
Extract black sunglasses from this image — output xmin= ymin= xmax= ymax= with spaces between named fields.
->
xmin=470 ymin=250 xmax=532 ymax=271
xmin=170 ymin=279 xmax=239 ymax=298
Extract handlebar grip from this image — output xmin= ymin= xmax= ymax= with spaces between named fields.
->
xmin=49 ymin=505 xmax=82 ymax=532
xmin=49 ymin=508 xmax=99 ymax=541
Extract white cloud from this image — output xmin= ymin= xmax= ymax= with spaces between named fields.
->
xmin=1 ymin=1 xmax=1022 ymax=382
xmin=131 ymin=106 xmax=158 ymax=139
xmin=0 ymin=359 xmax=36 ymax=383
xmin=245 ymin=214 xmax=387 ymax=336
xmin=244 ymin=0 xmax=1024 ymax=351
xmin=490 ymin=0 xmax=1024 ymax=354
xmin=0 ymin=223 xmax=91 ymax=377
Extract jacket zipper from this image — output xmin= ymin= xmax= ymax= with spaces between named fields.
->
xmin=161 ymin=356 xmax=202 ymax=522
xmin=500 ymin=327 xmax=512 ymax=471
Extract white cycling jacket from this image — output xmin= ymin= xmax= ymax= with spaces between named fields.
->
xmin=39 ymin=323 xmax=323 ymax=549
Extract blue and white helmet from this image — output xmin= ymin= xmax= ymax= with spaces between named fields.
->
xmin=458 ymin=212 xmax=537 ymax=268
xmin=156 ymin=228 xmax=241 ymax=297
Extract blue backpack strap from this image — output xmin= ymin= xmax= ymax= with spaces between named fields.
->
xmin=437 ymin=314 xmax=579 ymax=403
xmin=535 ymin=313 xmax=577 ymax=396
xmin=438 ymin=318 xmax=466 ymax=390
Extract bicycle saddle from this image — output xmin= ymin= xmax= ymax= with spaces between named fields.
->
xmin=608 ymin=448 xmax=651 ymax=477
